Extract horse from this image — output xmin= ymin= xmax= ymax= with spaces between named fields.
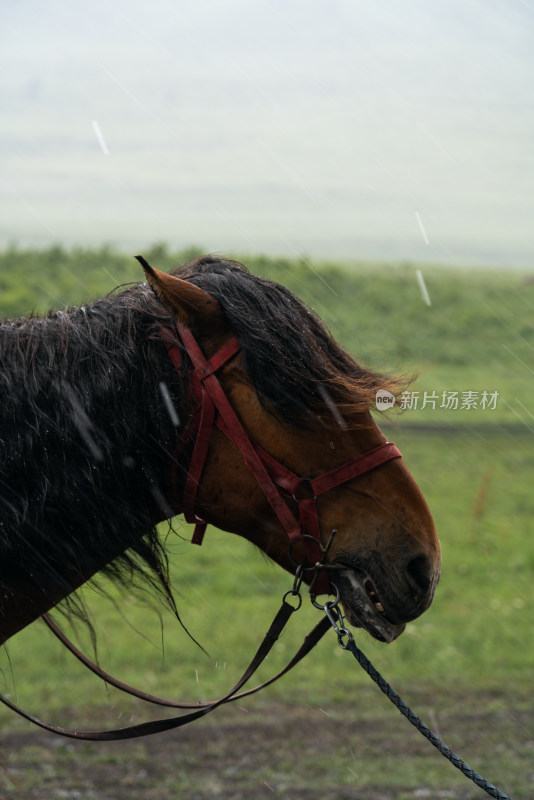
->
xmin=0 ymin=255 xmax=441 ymax=651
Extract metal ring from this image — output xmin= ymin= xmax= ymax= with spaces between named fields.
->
xmin=337 ymin=627 xmax=354 ymax=650
xmin=310 ymin=581 xmax=340 ymax=610
xmin=283 ymin=590 xmax=303 ymax=610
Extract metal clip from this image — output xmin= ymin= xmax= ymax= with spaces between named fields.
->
xmin=292 ymin=564 xmax=305 ymax=595
xmin=321 ymin=596 xmax=353 ymax=650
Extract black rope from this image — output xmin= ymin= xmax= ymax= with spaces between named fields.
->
xmin=345 ymin=637 xmax=513 ymax=799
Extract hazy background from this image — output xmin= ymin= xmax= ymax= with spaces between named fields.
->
xmin=1 ymin=0 xmax=533 ymax=266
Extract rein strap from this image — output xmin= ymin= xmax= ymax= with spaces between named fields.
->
xmin=0 ymin=601 xmax=331 ymax=741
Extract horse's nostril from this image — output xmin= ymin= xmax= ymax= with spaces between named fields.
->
xmin=406 ymin=555 xmax=432 ymax=597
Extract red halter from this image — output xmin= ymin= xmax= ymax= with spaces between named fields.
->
xmin=159 ymin=323 xmax=402 ymax=595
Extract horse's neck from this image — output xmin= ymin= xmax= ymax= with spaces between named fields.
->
xmin=0 ymin=300 xmax=183 ymax=643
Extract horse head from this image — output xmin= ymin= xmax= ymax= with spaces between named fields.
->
xmin=142 ymin=258 xmax=441 ymax=643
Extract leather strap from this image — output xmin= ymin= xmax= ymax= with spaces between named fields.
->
xmin=182 ymin=385 xmax=216 ymax=527
xmin=40 ymin=610 xmax=331 ymax=711
xmin=1 ymin=601 xmax=300 ymax=741
xmin=310 ymin=442 xmax=402 ymax=496
xmin=177 ymin=323 xmax=303 ymax=543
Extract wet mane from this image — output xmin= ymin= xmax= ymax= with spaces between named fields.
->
xmin=0 ymin=284 xmax=182 ymax=620
xmin=171 ymin=256 xmax=403 ymax=427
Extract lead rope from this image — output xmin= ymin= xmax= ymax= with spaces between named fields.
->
xmin=320 ymin=597 xmax=513 ymax=800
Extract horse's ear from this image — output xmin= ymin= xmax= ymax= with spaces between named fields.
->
xmin=136 ymin=256 xmax=224 ymax=331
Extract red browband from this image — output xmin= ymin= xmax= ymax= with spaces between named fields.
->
xmin=159 ymin=323 xmax=402 ymax=596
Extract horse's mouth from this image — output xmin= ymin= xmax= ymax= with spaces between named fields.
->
xmin=334 ymin=570 xmax=406 ymax=643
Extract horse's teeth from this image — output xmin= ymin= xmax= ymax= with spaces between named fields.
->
xmin=364 ymin=579 xmax=385 ymax=613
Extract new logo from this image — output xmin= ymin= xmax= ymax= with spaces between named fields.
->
xmin=375 ymin=389 xmax=396 ymax=410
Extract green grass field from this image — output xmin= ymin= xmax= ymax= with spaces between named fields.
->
xmin=0 ymin=246 xmax=532 ymax=799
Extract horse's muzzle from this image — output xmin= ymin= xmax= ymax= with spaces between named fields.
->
xmin=333 ymin=552 xmax=439 ymax=643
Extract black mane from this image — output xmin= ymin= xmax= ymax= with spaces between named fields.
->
xmin=171 ymin=256 xmax=397 ymax=425
xmin=0 ymin=255 xmax=398 ymax=620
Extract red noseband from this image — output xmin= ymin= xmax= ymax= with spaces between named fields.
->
xmin=159 ymin=323 xmax=402 ymax=596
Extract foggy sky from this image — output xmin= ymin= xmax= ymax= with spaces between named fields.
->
xmin=1 ymin=0 xmax=533 ymax=266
